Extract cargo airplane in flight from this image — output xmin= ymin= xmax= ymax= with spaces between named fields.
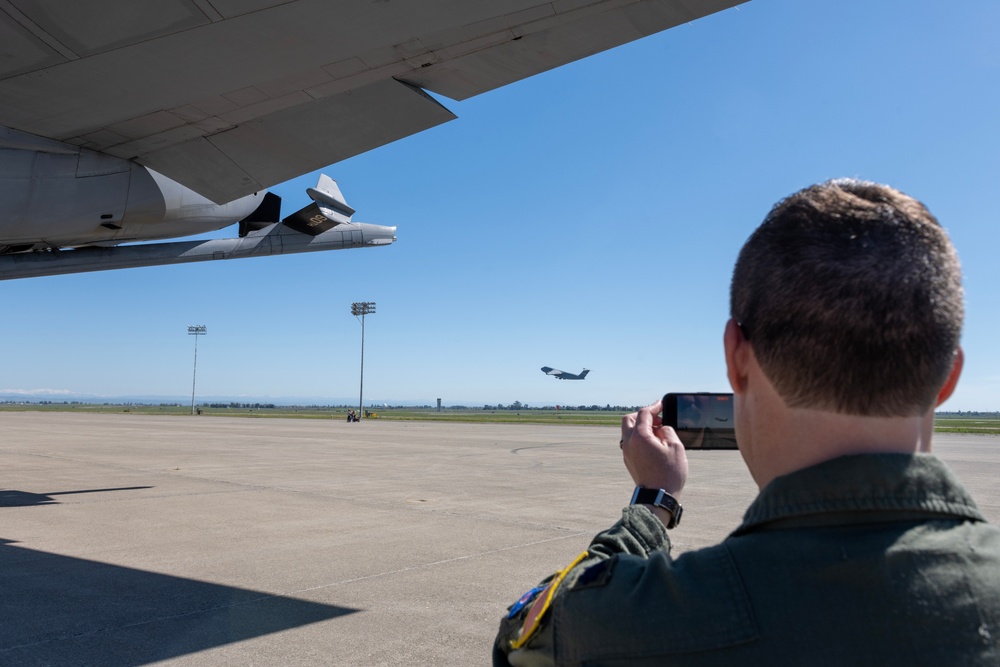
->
xmin=0 ymin=0 xmax=741 ymax=280
xmin=541 ymin=367 xmax=590 ymax=380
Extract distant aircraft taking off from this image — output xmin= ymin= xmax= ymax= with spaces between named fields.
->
xmin=541 ymin=367 xmax=590 ymax=380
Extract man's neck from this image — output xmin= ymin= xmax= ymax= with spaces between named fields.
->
xmin=750 ymin=408 xmax=936 ymax=489
xmin=726 ymin=333 xmax=957 ymax=491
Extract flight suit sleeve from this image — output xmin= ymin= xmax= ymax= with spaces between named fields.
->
xmin=493 ymin=506 xmax=670 ymax=667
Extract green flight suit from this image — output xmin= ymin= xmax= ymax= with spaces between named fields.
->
xmin=494 ymin=453 xmax=1000 ymax=666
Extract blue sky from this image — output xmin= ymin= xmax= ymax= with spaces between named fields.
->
xmin=3 ymin=0 xmax=999 ymax=409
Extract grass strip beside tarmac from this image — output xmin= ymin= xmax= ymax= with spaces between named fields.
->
xmin=1 ymin=404 xmax=998 ymax=434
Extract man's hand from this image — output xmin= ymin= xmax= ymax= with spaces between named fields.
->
xmin=620 ymin=400 xmax=689 ymax=520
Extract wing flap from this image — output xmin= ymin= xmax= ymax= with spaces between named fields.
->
xmin=136 ymin=79 xmax=455 ymax=204
xmin=402 ymin=0 xmax=739 ymax=100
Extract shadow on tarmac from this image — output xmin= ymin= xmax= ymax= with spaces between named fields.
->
xmin=0 ymin=486 xmax=155 ymax=507
xmin=0 ymin=538 xmax=357 ymax=665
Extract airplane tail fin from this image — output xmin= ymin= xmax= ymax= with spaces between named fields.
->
xmin=541 ymin=366 xmax=554 ymax=374
xmin=579 ymin=369 xmax=590 ymax=378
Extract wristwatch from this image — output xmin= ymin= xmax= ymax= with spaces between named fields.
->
xmin=630 ymin=486 xmax=683 ymax=529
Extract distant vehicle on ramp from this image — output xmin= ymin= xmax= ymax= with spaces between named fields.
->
xmin=541 ymin=367 xmax=590 ymax=380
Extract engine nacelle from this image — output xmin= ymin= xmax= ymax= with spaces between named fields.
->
xmin=0 ymin=128 xmax=263 ymax=251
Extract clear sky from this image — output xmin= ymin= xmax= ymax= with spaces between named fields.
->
xmin=3 ymin=0 xmax=999 ymax=409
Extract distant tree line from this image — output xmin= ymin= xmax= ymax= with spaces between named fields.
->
xmin=1 ymin=400 xmax=86 ymax=405
xmin=481 ymin=402 xmax=637 ymax=412
xmin=205 ymin=402 xmax=277 ymax=409
xmin=936 ymin=411 xmax=1000 ymax=418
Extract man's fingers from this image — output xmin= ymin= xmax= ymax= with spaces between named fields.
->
xmin=634 ymin=401 xmax=664 ymax=440
xmin=634 ymin=405 xmax=653 ymax=435
xmin=620 ymin=412 xmax=637 ymax=449
xmin=622 ymin=400 xmax=675 ymax=453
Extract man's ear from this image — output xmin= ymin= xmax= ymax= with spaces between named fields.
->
xmin=724 ymin=318 xmax=750 ymax=394
xmin=935 ymin=347 xmax=964 ymax=407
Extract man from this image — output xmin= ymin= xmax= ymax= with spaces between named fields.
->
xmin=493 ymin=179 xmax=1000 ymax=666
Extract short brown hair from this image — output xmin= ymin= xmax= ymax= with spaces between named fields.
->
xmin=730 ymin=179 xmax=963 ymax=416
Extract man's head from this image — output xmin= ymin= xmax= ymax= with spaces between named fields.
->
xmin=730 ymin=179 xmax=963 ymax=417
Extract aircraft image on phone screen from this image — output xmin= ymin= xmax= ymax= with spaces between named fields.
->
xmin=662 ymin=393 xmax=737 ymax=450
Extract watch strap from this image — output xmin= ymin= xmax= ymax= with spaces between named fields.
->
xmin=630 ymin=486 xmax=683 ymax=529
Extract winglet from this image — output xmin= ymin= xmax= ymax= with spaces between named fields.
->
xmin=306 ymin=174 xmax=356 ymax=223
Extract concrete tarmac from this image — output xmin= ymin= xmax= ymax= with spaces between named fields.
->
xmin=1 ymin=412 xmax=998 ymax=666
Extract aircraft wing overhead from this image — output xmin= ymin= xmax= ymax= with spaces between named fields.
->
xmin=0 ymin=0 xmax=742 ymax=204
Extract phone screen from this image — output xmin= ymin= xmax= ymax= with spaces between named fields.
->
xmin=662 ymin=393 xmax=737 ymax=450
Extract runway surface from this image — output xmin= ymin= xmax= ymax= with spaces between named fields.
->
xmin=1 ymin=412 xmax=998 ymax=666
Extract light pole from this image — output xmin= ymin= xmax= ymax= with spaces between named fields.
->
xmin=187 ymin=325 xmax=207 ymax=414
xmin=350 ymin=302 xmax=375 ymax=420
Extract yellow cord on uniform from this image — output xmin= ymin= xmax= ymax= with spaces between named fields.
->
xmin=510 ymin=551 xmax=590 ymax=649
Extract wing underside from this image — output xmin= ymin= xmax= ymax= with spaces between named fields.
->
xmin=0 ymin=0 xmax=742 ymax=203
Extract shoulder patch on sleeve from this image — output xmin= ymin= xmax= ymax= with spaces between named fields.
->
xmin=506 ymin=584 xmax=547 ymax=619
xmin=510 ymin=551 xmax=589 ymax=649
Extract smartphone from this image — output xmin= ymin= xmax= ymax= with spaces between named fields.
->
xmin=661 ymin=393 xmax=737 ymax=450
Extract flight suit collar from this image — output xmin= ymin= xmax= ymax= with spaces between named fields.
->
xmin=733 ymin=453 xmax=985 ymax=536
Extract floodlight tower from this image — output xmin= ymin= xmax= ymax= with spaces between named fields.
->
xmin=187 ymin=325 xmax=207 ymax=415
xmin=351 ymin=302 xmax=375 ymax=420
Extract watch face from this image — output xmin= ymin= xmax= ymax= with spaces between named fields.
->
xmin=632 ymin=487 xmax=658 ymax=506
